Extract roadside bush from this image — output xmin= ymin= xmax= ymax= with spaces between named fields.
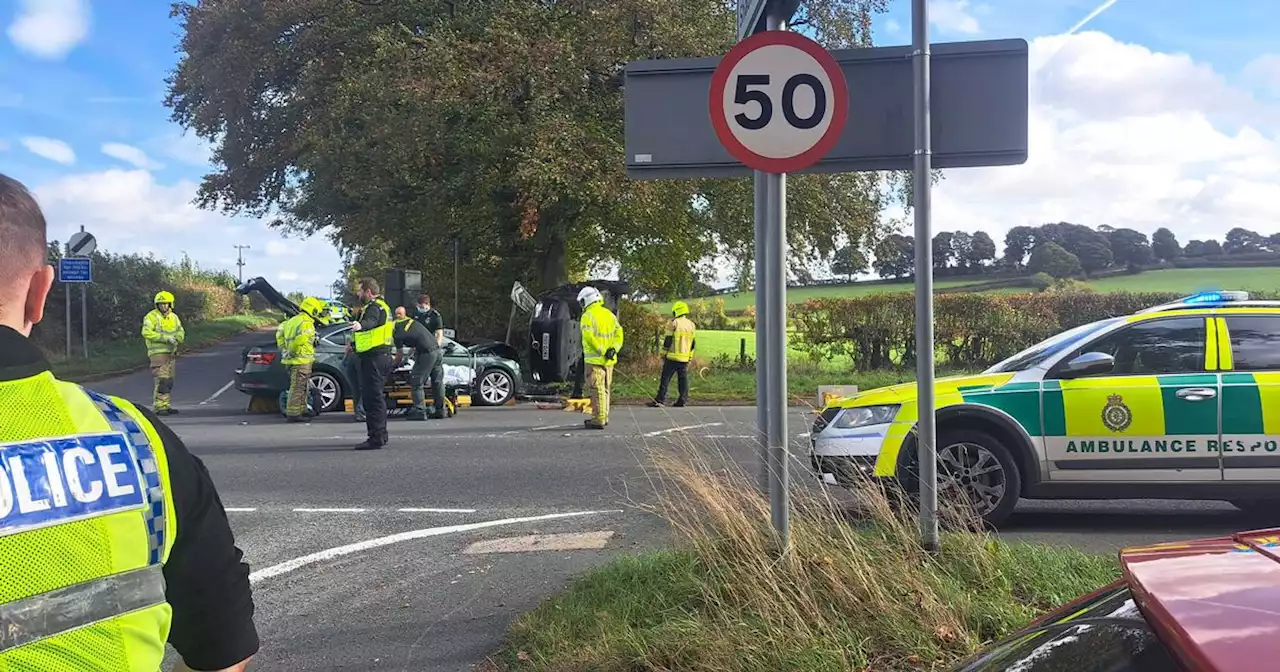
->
xmin=1029 ymin=271 xmax=1054 ymax=291
xmin=689 ymin=297 xmax=732 ymax=331
xmin=792 ymin=291 xmax=1191 ymax=371
xmin=33 ymin=246 xmax=241 ymax=353
xmin=619 ymin=298 xmax=667 ymax=360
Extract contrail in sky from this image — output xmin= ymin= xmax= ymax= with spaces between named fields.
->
xmin=1066 ymin=0 xmax=1122 ymax=35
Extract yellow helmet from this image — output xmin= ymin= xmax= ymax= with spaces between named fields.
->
xmin=154 ymin=291 xmax=175 ymax=305
xmin=298 ymin=296 xmax=323 ymax=319
xmin=672 ymin=301 xmax=690 ymax=317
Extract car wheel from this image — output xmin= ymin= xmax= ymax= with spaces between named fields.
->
xmin=932 ymin=428 xmax=1021 ymax=528
xmin=475 ymin=368 xmax=515 ymax=406
xmin=309 ymin=371 xmax=343 ymax=413
xmin=1230 ymin=499 xmax=1280 ymax=516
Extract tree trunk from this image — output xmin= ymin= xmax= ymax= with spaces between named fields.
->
xmin=538 ymin=227 xmax=568 ymax=289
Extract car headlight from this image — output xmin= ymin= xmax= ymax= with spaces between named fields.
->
xmin=832 ymin=405 xmax=899 ymax=429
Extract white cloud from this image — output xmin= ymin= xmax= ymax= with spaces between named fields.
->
xmin=884 ymin=19 xmax=901 ymax=35
xmin=929 ymin=0 xmax=980 ymax=35
xmin=1243 ymin=54 xmax=1280 ymax=98
xmin=6 ymin=0 xmax=90 ymax=60
xmin=21 ymin=136 xmax=75 ymax=164
xmin=265 ymin=240 xmax=301 ymax=257
xmin=28 ymin=169 xmax=342 ymax=297
xmin=101 ymin=143 xmax=164 ymax=170
xmin=927 ymin=31 xmax=1280 ymax=253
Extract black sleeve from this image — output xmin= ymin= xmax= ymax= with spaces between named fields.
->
xmin=393 ymin=324 xmax=407 ymax=348
xmin=138 ymin=406 xmax=259 ymax=670
xmin=425 ymin=310 xmax=443 ymax=333
xmin=358 ymin=302 xmax=386 ymax=331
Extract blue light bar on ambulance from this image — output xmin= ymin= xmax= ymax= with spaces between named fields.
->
xmin=1181 ymin=291 xmax=1249 ymax=304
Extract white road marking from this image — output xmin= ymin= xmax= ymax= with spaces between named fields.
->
xmin=397 ymin=507 xmax=477 ymax=513
xmin=463 ymin=530 xmax=615 ymax=554
xmin=293 ymin=507 xmax=367 ymax=513
xmin=643 ymin=422 xmax=723 ymax=437
xmin=199 ymin=380 xmax=236 ymax=405
xmin=248 ymin=509 xmax=622 ymax=584
xmin=225 ymin=508 xmax=258 ymax=512
xmin=529 ymin=423 xmax=581 ymax=432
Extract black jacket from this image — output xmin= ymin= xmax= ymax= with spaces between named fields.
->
xmin=0 ymin=326 xmax=259 ymax=670
xmin=393 ymin=317 xmax=439 ymax=354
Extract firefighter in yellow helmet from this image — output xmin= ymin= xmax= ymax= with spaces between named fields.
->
xmin=649 ymin=300 xmax=696 ymax=408
xmin=278 ymin=297 xmax=323 ymax=422
xmin=0 ymin=173 xmax=258 ymax=671
xmin=578 ymin=286 xmax=624 ymax=429
xmin=141 ymin=290 xmax=185 ymax=415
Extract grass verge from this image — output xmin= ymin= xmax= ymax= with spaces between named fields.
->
xmin=611 ymin=361 xmax=975 ymax=404
xmin=47 ymin=312 xmax=280 ymax=382
xmin=496 ymin=447 xmax=1118 ymax=671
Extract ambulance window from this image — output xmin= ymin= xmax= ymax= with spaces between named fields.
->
xmin=1224 ymin=316 xmax=1280 ymax=371
xmin=1067 ymin=317 xmax=1206 ymax=376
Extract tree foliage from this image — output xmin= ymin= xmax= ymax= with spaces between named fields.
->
xmin=165 ymin=0 xmax=892 ymax=335
xmin=831 ymin=243 xmax=869 ymax=281
xmin=1027 ymin=242 xmax=1081 ymax=279
xmin=872 ymin=234 xmax=913 ymax=279
xmin=1151 ymin=227 xmax=1181 ymax=261
xmin=1108 ymin=228 xmax=1153 ymax=269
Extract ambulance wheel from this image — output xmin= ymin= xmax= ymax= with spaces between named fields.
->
xmin=935 ymin=428 xmax=1021 ymax=529
xmin=1230 ymin=499 xmax=1280 ymax=516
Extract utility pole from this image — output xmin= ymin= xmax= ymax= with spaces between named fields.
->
xmin=234 ymin=245 xmax=251 ymax=283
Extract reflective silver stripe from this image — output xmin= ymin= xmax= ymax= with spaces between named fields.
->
xmin=0 ymin=565 xmax=166 ymax=653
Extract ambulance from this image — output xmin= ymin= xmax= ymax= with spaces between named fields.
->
xmin=810 ymin=291 xmax=1280 ymax=525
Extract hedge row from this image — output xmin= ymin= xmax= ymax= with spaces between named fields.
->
xmin=33 ymin=246 xmax=244 ymax=353
xmin=791 ymin=291 xmax=1230 ymax=371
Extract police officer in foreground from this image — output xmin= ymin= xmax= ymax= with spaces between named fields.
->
xmin=649 ymin=300 xmax=696 ymax=408
xmin=349 ymin=277 xmax=393 ymax=450
xmin=0 ymin=174 xmax=258 ymax=670
xmin=393 ymin=306 xmax=446 ymax=420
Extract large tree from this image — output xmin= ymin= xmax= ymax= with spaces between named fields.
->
xmin=1002 ymin=226 xmax=1036 ymax=269
xmin=1151 ymin=227 xmax=1181 ymax=261
xmin=1027 ymin=242 xmax=1082 ymax=279
xmin=932 ymin=231 xmax=955 ymax=270
xmin=872 ymin=234 xmax=914 ymax=279
xmin=830 ymin=243 xmax=869 ymax=281
xmin=967 ymin=230 xmax=997 ymax=268
xmin=1108 ymin=228 xmax=1153 ymax=270
xmin=165 ymin=0 xmax=892 ymax=334
xmin=1224 ymin=227 xmax=1267 ymax=254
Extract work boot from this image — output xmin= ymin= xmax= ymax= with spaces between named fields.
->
xmin=354 ymin=439 xmax=384 ymax=451
xmin=354 ymin=414 xmax=366 ymax=423
xmin=156 ymin=408 xmax=178 ymax=416
xmin=584 ymin=419 xmax=606 ymax=430
xmin=427 ymin=409 xmax=445 ymax=420
xmin=404 ymin=411 xmax=427 ymax=421
xmin=286 ymin=416 xmax=311 ymax=424
xmin=673 ymin=400 xmax=687 ymax=408
xmin=647 ymin=400 xmax=664 ymax=408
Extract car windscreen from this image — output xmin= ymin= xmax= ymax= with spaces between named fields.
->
xmin=951 ymin=584 xmax=1179 ymax=671
xmin=985 ymin=318 xmax=1122 ymax=373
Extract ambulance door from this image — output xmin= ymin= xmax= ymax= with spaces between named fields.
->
xmin=1042 ymin=315 xmax=1221 ymax=482
xmin=1218 ymin=314 xmax=1280 ymax=481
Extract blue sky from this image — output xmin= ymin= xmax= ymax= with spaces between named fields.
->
xmin=3 ymin=0 xmax=1279 ymax=295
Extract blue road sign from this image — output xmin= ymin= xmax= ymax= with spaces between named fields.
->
xmin=58 ymin=257 xmax=92 ymax=283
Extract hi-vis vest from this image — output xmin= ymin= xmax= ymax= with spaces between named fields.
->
xmin=141 ymin=310 xmax=184 ymax=357
xmin=277 ymin=314 xmax=317 ymax=365
xmin=354 ymin=297 xmax=394 ymax=354
xmin=581 ymin=302 xmax=624 ymax=366
xmin=0 ymin=370 xmax=176 ymax=670
xmin=663 ymin=316 xmax=696 ymax=363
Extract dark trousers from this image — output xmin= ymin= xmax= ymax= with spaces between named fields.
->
xmin=343 ymin=354 xmax=364 ymax=419
xmin=410 ymin=349 xmax=445 ymax=414
xmin=359 ymin=352 xmax=391 ymax=444
xmin=655 ymin=359 xmax=689 ymax=403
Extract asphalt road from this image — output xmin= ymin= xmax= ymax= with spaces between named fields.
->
xmin=83 ymin=331 xmax=1277 ymax=671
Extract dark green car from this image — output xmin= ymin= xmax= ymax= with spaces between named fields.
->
xmin=234 ymin=277 xmax=523 ymax=411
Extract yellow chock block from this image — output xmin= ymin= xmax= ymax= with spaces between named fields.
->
xmin=456 ymin=394 xmax=472 ymax=408
xmin=564 ymin=397 xmax=592 ymax=414
xmin=343 ymin=399 xmax=354 ymax=413
xmin=248 ymin=395 xmax=280 ymax=414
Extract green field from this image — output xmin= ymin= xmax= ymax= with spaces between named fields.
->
xmin=661 ymin=266 xmax=1280 ymax=313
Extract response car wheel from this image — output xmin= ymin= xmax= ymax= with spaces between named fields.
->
xmin=475 ymin=368 xmax=514 ymax=406
xmin=935 ymin=428 xmax=1021 ymax=528
xmin=309 ymin=371 xmax=343 ymax=413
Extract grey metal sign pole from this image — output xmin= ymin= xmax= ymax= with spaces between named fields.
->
xmin=912 ymin=0 xmax=940 ymax=552
xmin=762 ymin=6 xmax=790 ymax=546
xmin=754 ymin=174 xmax=769 ymax=492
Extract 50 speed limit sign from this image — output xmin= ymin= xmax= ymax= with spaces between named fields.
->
xmin=709 ymin=31 xmax=848 ymax=174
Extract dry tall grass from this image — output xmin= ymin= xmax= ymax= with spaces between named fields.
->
xmin=505 ymin=441 xmax=1117 ymax=671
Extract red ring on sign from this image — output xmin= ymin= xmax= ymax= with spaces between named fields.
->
xmin=709 ymin=31 xmax=848 ymax=174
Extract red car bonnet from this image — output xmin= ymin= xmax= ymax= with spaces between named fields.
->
xmin=1121 ymin=528 xmax=1280 ymax=671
